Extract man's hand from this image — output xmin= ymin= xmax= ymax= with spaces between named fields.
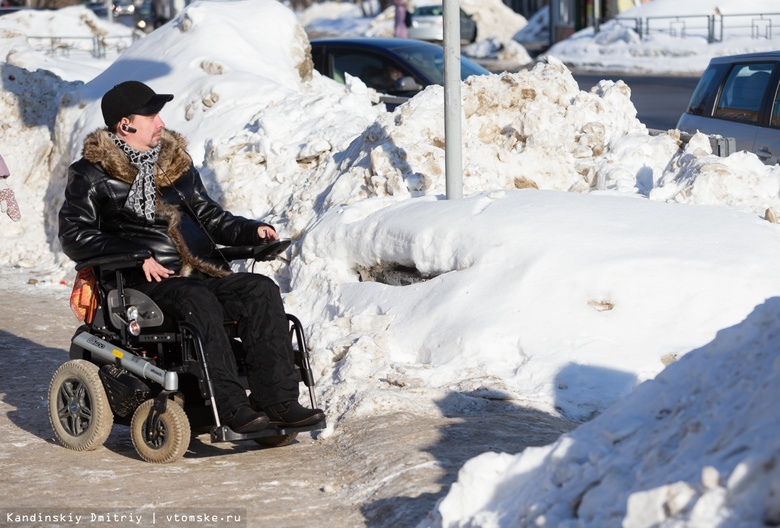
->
xmin=142 ymin=257 xmax=174 ymax=282
xmin=258 ymin=225 xmax=278 ymax=241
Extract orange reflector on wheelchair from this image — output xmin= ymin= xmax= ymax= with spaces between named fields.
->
xmin=70 ymin=268 xmax=98 ymax=323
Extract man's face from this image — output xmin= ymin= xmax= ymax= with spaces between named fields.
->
xmin=122 ymin=113 xmax=165 ymax=152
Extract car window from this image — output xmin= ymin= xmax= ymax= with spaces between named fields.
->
xmin=415 ymin=5 xmax=442 ymax=16
xmin=770 ymin=82 xmax=780 ymax=128
xmin=329 ymin=51 xmax=420 ymax=94
xmin=394 ymin=46 xmax=486 ymax=85
xmin=686 ymin=64 xmax=725 ymax=116
xmin=714 ymin=62 xmax=774 ymax=123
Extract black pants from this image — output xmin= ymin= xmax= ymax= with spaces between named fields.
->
xmin=133 ymin=273 xmax=299 ymax=416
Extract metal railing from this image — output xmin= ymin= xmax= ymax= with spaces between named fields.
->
xmin=612 ymin=12 xmax=780 ymax=43
xmin=26 ymin=34 xmax=140 ymax=59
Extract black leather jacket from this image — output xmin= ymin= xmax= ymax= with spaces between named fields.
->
xmin=58 ymin=129 xmax=269 ymax=278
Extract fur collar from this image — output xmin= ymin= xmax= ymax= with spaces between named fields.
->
xmin=81 ymin=128 xmax=192 ymax=186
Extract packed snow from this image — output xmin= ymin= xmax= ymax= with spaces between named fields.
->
xmin=1 ymin=0 xmax=779 ymax=525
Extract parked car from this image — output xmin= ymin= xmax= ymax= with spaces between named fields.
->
xmin=677 ymin=51 xmax=780 ymax=164
xmin=407 ymin=4 xmax=477 ymax=45
xmin=310 ymin=38 xmax=490 ymax=109
xmin=112 ymin=0 xmax=135 ymax=16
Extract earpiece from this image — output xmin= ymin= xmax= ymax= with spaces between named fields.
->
xmin=121 ymin=124 xmax=137 ymax=133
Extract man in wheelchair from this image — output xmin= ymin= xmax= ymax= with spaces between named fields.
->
xmin=56 ymin=81 xmax=325 ymax=462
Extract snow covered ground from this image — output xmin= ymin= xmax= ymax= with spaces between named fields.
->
xmin=1 ymin=0 xmax=779 ymax=525
xmin=545 ymin=0 xmax=780 ymax=74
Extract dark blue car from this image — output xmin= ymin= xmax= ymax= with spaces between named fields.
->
xmin=310 ymin=37 xmax=490 ymax=109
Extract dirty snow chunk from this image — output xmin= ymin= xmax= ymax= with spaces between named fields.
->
xmin=652 ymin=141 xmax=780 ymax=216
xmin=327 ymin=57 xmax=644 ymax=204
xmin=676 ymin=152 xmax=780 ymax=215
xmin=596 ymin=131 xmax=681 ymax=194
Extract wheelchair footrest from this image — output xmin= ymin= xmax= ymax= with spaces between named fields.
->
xmin=210 ymin=419 xmax=326 ymax=443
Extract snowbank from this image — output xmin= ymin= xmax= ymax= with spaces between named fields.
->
xmin=421 ymin=296 xmax=780 ymax=526
xmin=546 ymin=0 xmax=780 ymax=74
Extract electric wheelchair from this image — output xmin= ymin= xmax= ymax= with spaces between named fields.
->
xmin=48 ymin=240 xmax=325 ymax=464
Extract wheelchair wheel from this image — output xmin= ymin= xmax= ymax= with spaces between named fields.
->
xmin=48 ymin=359 xmax=113 ymax=451
xmin=130 ymin=399 xmax=191 ymax=464
xmin=254 ymin=433 xmax=297 ymax=448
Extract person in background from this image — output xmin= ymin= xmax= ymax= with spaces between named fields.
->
xmin=58 ymin=81 xmax=325 ymax=434
xmin=394 ymin=0 xmax=411 ymax=38
xmin=0 ymin=154 xmax=21 ymax=222
xmin=151 ymin=0 xmax=175 ymax=28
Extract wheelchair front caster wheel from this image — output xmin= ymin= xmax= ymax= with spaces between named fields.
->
xmin=130 ymin=398 xmax=191 ymax=463
xmin=49 ymin=360 xmax=113 ymax=451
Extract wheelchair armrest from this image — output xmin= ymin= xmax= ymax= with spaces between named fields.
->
xmin=216 ymin=239 xmax=291 ymax=262
xmin=74 ymin=250 xmax=153 ymax=272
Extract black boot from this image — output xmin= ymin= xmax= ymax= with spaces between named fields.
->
xmin=223 ymin=405 xmax=269 ymax=433
xmin=263 ymin=400 xmax=325 ymax=427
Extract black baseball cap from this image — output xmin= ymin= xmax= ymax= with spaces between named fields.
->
xmin=101 ymin=80 xmax=174 ymax=127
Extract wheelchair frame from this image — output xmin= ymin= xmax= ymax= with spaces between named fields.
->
xmin=49 ymin=243 xmax=325 ymax=463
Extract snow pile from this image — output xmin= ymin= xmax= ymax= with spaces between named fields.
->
xmin=0 ymin=63 xmax=79 ymax=269
xmin=546 ymin=0 xmax=780 ymax=74
xmin=294 ymin=188 xmax=780 ymax=424
xmin=0 ymin=5 xmax=134 ymax=81
xmin=460 ymin=0 xmax=527 ymax=41
xmin=422 ymin=296 xmax=780 ymax=526
xmin=512 ymin=3 xmax=548 ymax=49
xmin=49 ymin=0 xmax=382 ymax=235
xmin=462 ymin=36 xmax=532 ymax=66
xmin=651 ymin=137 xmax=780 ymax=217
xmin=327 ymin=56 xmax=644 ymax=202
xmin=297 ymin=1 xmax=372 ymax=38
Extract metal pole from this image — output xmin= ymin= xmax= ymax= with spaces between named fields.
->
xmin=443 ymin=0 xmax=462 ymax=200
